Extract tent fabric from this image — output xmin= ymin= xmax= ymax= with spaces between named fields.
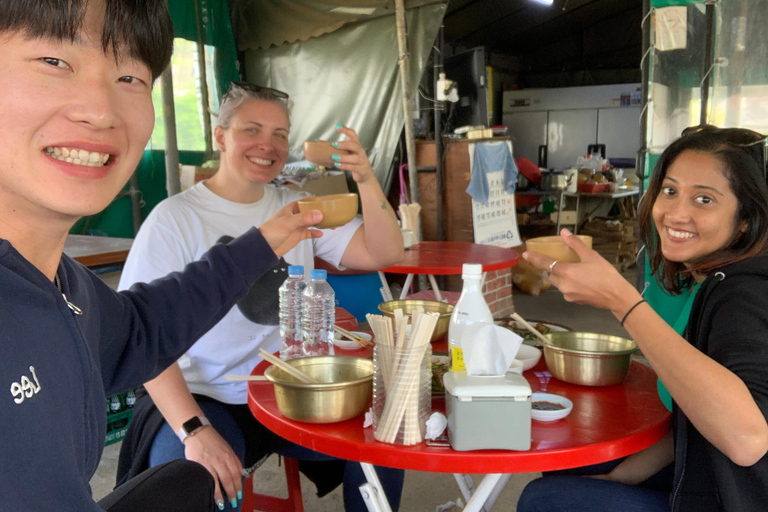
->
xmin=168 ymin=0 xmax=240 ymax=98
xmin=230 ymin=0 xmax=442 ymax=51
xmin=242 ymin=3 xmax=446 ymax=192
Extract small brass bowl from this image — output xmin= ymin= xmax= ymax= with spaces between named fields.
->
xmin=378 ymin=299 xmax=454 ymax=341
xmin=297 ymin=193 xmax=358 ymax=229
xmin=265 ymin=356 xmax=373 ymax=423
xmin=543 ymin=331 xmax=638 ymax=386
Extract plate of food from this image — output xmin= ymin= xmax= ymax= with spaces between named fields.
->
xmin=333 ymin=331 xmax=372 ymax=351
xmin=493 ymin=319 xmax=572 ymax=347
xmin=432 ymin=355 xmax=450 ymax=394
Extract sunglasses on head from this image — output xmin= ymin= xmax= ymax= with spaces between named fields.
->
xmin=225 ymin=81 xmax=290 ymax=100
xmin=682 ymin=124 xmax=766 ymax=145
xmin=682 ymin=124 xmax=768 ymax=179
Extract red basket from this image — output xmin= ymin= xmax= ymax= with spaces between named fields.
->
xmin=578 ymin=182 xmax=611 ymax=194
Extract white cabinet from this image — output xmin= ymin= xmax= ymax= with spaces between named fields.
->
xmin=548 ymin=109 xmax=599 ymax=169
xmin=502 ymin=84 xmax=642 ymax=168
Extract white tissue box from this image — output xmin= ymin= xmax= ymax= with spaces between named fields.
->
xmin=443 ymin=371 xmax=531 ymax=451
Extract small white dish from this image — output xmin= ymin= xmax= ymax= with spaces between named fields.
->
xmin=530 ymin=392 xmax=573 ymax=422
xmin=333 ymin=331 xmax=372 ymax=350
xmin=517 ymin=345 xmax=542 ymax=371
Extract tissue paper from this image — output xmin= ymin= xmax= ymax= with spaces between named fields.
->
xmin=425 ymin=412 xmax=448 ymax=440
xmin=461 ymin=322 xmax=523 ymax=376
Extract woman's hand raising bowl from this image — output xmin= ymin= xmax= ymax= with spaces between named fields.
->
xmin=298 ymin=193 xmax=358 ymax=229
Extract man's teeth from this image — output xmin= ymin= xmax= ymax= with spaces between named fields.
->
xmin=45 ymin=147 xmax=110 ymax=166
xmin=668 ymin=228 xmax=695 ymax=239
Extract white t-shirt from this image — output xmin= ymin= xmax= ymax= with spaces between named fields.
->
xmin=118 ymin=182 xmax=362 ymax=403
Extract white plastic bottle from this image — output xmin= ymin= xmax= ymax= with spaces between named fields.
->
xmin=448 ymin=263 xmax=493 ymax=371
xmin=301 ymin=269 xmax=336 ymax=357
xmin=278 ymin=265 xmax=307 ymax=360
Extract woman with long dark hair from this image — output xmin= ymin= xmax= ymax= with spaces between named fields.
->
xmin=518 ymin=126 xmax=768 ymax=512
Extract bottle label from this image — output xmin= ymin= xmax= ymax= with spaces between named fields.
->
xmin=449 ymin=346 xmax=465 ymax=372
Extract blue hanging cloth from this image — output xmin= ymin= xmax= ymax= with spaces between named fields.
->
xmin=465 ymin=142 xmax=519 ymax=204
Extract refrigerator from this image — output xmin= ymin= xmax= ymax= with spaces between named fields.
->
xmin=502 ymin=84 xmax=642 ymax=169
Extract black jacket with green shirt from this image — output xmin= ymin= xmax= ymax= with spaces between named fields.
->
xmin=671 ymin=255 xmax=768 ymax=511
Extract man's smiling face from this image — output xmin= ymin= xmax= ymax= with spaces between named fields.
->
xmin=0 ymin=13 xmax=155 ymax=224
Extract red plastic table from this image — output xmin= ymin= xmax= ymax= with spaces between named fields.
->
xmin=248 ymin=343 xmax=670 ymax=511
xmin=378 ymin=241 xmax=519 ymax=301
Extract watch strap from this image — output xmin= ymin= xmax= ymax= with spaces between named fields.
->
xmin=177 ymin=416 xmax=211 ymax=443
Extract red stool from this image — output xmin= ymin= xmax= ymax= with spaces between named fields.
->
xmin=241 ymin=456 xmax=304 ymax=512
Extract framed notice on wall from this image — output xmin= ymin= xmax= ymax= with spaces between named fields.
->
xmin=468 ymin=142 xmax=523 ymax=248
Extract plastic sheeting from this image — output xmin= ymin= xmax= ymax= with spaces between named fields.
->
xmin=243 ymin=3 xmax=446 ymax=192
xmin=230 ymin=0 xmax=440 ymax=51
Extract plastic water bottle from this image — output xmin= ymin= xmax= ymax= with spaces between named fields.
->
xmin=279 ymin=265 xmax=307 ymax=361
xmin=448 ymin=263 xmax=493 ymax=371
xmin=302 ymin=269 xmax=336 ymax=357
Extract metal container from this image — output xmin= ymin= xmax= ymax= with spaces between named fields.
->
xmin=265 ymin=356 xmax=373 ymax=423
xmin=543 ymin=332 xmax=638 ymax=386
xmin=540 ymin=172 xmax=573 ymax=191
xmin=378 ymin=299 xmax=454 ymax=341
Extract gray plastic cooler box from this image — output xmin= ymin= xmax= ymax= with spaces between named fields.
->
xmin=443 ymin=371 xmax=532 ymax=451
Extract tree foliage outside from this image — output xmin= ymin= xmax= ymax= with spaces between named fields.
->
xmin=149 ymin=38 xmax=207 ymax=152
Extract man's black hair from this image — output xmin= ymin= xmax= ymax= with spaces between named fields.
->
xmin=0 ymin=0 xmax=173 ymax=80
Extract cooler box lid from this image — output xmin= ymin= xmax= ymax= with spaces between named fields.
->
xmin=443 ymin=371 xmax=531 ymax=399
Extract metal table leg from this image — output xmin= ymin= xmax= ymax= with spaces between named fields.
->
xmin=400 ymin=273 xmax=415 ymax=299
xmin=359 ymin=463 xmax=392 ymax=512
xmin=462 ymin=474 xmax=505 ymax=512
xmin=377 ymin=271 xmax=394 ymax=301
xmin=427 ymin=274 xmax=443 ymax=302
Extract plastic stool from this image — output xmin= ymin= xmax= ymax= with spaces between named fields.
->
xmin=241 ymin=456 xmax=304 ymax=512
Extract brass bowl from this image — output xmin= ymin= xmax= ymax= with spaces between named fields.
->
xmin=378 ymin=299 xmax=454 ymax=341
xmin=297 ymin=193 xmax=358 ymax=229
xmin=525 ymin=235 xmax=593 ymax=263
xmin=543 ymin=332 xmax=638 ymax=386
xmin=265 ymin=356 xmax=373 ymax=423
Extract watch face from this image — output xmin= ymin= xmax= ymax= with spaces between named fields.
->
xmin=183 ymin=417 xmax=204 ymax=434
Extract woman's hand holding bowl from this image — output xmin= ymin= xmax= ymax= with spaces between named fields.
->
xmin=331 ymin=125 xmax=376 ymax=186
xmin=523 ymin=229 xmax=641 ymax=316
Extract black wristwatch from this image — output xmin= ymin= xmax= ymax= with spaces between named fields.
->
xmin=177 ymin=416 xmax=211 ymax=443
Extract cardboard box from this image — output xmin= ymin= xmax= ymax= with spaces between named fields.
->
xmin=551 ymin=210 xmax=577 ymax=224
xmin=180 ymin=165 xmax=217 ymax=191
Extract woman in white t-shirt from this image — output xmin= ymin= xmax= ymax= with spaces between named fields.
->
xmin=117 ymin=83 xmax=405 ymax=511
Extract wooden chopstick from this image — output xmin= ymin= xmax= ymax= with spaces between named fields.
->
xmin=510 ymin=312 xmax=552 ymax=346
xmin=334 ymin=325 xmax=374 ymax=347
xmin=225 ymin=375 xmax=269 ymax=381
xmin=258 ymin=349 xmax=320 ymax=384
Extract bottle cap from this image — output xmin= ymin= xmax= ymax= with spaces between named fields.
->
xmin=310 ymin=269 xmax=327 ymax=279
xmin=288 ymin=265 xmax=304 ymax=276
xmin=462 ymin=263 xmax=483 ymax=277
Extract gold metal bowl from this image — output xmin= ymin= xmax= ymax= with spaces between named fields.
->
xmin=543 ymin=331 xmax=638 ymax=386
xmin=378 ymin=299 xmax=454 ymax=341
xmin=265 ymin=356 xmax=373 ymax=423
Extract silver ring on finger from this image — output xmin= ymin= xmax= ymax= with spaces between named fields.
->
xmin=548 ymin=260 xmax=559 ymax=272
